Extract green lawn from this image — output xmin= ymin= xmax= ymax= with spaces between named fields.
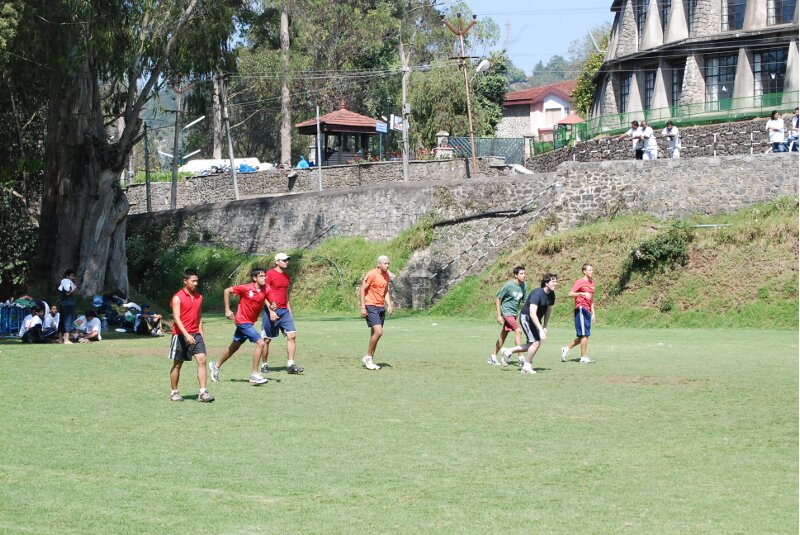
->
xmin=0 ymin=315 xmax=797 ymax=534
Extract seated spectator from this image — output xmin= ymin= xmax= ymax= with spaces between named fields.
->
xmin=72 ymin=309 xmax=102 ymax=343
xmin=20 ymin=306 xmax=45 ymax=343
xmin=42 ymin=304 xmax=60 ymax=341
xmin=134 ymin=304 xmax=164 ymax=336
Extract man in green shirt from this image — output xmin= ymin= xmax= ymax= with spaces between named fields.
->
xmin=488 ymin=266 xmax=526 ymax=366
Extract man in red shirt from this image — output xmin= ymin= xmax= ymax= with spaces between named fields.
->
xmin=209 ymin=267 xmax=277 ymax=385
xmin=561 ymin=263 xmax=596 ymax=364
xmin=260 ymin=253 xmax=304 ymax=375
xmin=359 ymin=255 xmax=393 ymax=370
xmin=168 ymin=268 xmax=214 ymax=402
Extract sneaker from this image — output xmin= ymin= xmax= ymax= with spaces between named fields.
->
xmin=500 ymin=348 xmax=513 ymax=367
xmin=520 ymin=366 xmax=537 ymax=374
xmin=579 ymin=357 xmax=595 ymax=364
xmin=198 ymin=391 xmax=215 ymax=403
xmin=260 ymin=363 xmax=272 ymax=374
xmin=362 ymin=356 xmax=380 ymax=370
xmin=561 ymin=347 xmax=569 ymax=362
xmin=169 ymin=391 xmax=184 ymax=402
xmin=249 ymin=373 xmax=268 ymax=384
xmin=209 ymin=361 xmax=220 ymax=382
xmin=518 ymin=355 xmax=526 ymax=366
xmin=287 ymin=364 xmax=304 ymax=374
xmin=487 ymin=354 xmax=499 ymax=365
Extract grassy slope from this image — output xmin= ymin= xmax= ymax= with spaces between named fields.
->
xmin=429 ymin=198 xmax=799 ymax=328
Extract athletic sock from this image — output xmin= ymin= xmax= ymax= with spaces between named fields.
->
xmin=287 ymin=359 xmax=294 ymax=367
xmin=199 ymin=388 xmax=207 ymax=394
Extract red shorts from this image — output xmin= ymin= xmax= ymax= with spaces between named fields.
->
xmin=502 ymin=315 xmax=520 ymax=333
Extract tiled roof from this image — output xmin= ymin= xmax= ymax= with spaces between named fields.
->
xmin=557 ymin=113 xmax=586 ymax=125
xmin=503 ymin=79 xmax=578 ymax=106
xmin=295 ymin=107 xmax=376 ymax=129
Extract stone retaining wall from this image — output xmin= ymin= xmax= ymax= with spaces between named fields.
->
xmin=527 ymin=117 xmax=790 ymax=173
xmin=126 ymin=158 xmax=511 ymax=214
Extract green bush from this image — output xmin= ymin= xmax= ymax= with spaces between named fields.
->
xmin=0 ymin=187 xmax=36 ymax=297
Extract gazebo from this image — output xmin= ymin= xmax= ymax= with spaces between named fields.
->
xmin=295 ymin=106 xmax=383 ymax=166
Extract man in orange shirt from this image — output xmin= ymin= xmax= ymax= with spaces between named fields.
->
xmin=359 ymin=255 xmax=393 ymax=370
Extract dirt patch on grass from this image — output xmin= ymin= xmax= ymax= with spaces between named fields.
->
xmin=603 ymin=375 xmax=705 ymax=388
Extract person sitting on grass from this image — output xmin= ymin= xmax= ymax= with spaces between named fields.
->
xmin=19 ymin=306 xmax=45 ymax=343
xmin=72 ymin=309 xmax=102 ymax=343
xmin=134 ymin=304 xmax=164 ymax=336
xmin=42 ymin=304 xmax=60 ymax=341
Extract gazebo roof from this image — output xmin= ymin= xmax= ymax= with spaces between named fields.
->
xmin=295 ymin=107 xmax=378 ymax=135
xmin=557 ymin=113 xmax=586 ymax=125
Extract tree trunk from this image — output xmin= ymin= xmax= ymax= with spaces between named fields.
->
xmin=280 ymin=1 xmax=292 ymax=167
xmin=36 ymin=54 xmax=131 ymax=298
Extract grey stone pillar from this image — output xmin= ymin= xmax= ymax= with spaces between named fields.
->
xmin=641 ymin=0 xmax=664 ymax=50
xmin=784 ymin=40 xmax=800 ymax=102
xmin=682 ymin=54 xmax=706 ymax=106
xmin=664 ymin=0 xmax=688 ymax=42
xmin=733 ymin=47 xmax=755 ymax=107
xmin=743 ymin=0 xmax=767 ymax=30
xmin=651 ymin=60 xmax=671 ymax=119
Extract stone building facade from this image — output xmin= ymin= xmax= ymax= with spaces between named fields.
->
xmin=591 ymin=0 xmax=799 ymax=128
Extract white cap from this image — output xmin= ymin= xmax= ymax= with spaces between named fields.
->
xmin=275 ymin=252 xmax=290 ymax=261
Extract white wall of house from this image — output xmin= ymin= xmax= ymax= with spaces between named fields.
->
xmin=531 ymin=95 xmax=571 ymax=136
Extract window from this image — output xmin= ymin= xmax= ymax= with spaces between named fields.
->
xmin=705 ymin=54 xmax=737 ymax=110
xmin=619 ymin=73 xmax=632 ymax=114
xmin=633 ymin=0 xmax=647 ymax=43
xmin=671 ymin=63 xmax=685 ymax=107
xmin=768 ymin=0 xmax=797 ymax=24
xmin=722 ymin=0 xmax=747 ymax=31
xmin=544 ymin=108 xmax=562 ymax=127
xmin=685 ymin=0 xmax=698 ymax=34
xmin=755 ymin=49 xmax=788 ymax=105
xmin=643 ymin=70 xmax=657 ymax=110
xmin=661 ymin=0 xmax=672 ymax=31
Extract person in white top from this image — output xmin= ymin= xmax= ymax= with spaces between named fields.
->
xmin=72 ymin=309 xmax=102 ymax=342
xmin=661 ymin=120 xmax=681 ymax=159
xmin=618 ymin=120 xmax=644 ymax=159
xmin=765 ymin=110 xmax=786 ymax=153
xmin=788 ymin=107 xmax=799 ymax=151
xmin=640 ymin=120 xmax=658 ymax=160
xmin=58 ymin=269 xmax=78 ymax=343
xmin=42 ymin=304 xmax=60 ymax=340
xmin=19 ymin=306 xmax=45 ymax=343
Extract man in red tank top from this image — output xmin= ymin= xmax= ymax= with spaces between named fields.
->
xmin=168 ymin=269 xmax=214 ymax=402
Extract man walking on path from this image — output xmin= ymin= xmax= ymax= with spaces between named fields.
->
xmin=168 ymin=269 xmax=214 ymax=402
xmin=488 ymin=266 xmax=527 ymax=366
xmin=501 ymin=273 xmax=557 ymax=374
xmin=260 ymin=253 xmax=304 ymax=375
xmin=359 ymin=255 xmax=393 ymax=370
xmin=561 ymin=263 xmax=596 ymax=364
xmin=210 ymin=267 xmax=277 ymax=385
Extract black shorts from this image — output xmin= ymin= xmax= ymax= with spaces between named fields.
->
xmin=365 ymin=305 xmax=385 ymax=328
xmin=520 ymin=314 xmax=542 ymax=344
xmin=168 ymin=333 xmax=206 ymax=362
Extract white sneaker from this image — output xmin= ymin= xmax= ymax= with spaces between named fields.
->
xmin=579 ymin=357 xmax=595 ymax=364
xmin=518 ymin=355 xmax=526 ymax=366
xmin=362 ymin=356 xmax=380 ymax=370
xmin=209 ymin=361 xmax=220 ymax=382
xmin=521 ymin=366 xmax=536 ymax=374
xmin=561 ymin=347 xmax=569 ymax=362
xmin=249 ymin=373 xmax=268 ymax=384
xmin=500 ymin=348 xmax=512 ymax=367
xmin=487 ymin=354 xmax=499 ymax=365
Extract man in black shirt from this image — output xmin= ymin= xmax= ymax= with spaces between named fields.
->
xmin=501 ymin=273 xmax=557 ymax=374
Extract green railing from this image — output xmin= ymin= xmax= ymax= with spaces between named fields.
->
xmin=584 ymin=91 xmax=799 ymax=138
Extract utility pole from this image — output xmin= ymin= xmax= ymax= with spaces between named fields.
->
xmin=169 ymin=86 xmax=182 ymax=210
xmin=218 ymin=73 xmax=240 ymax=200
xmin=398 ymin=40 xmax=410 ymax=182
xmin=144 ymin=123 xmax=152 ymax=213
xmin=441 ymin=13 xmax=479 ymax=179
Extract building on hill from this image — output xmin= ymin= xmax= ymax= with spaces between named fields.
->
xmin=589 ymin=0 xmax=799 ymax=132
xmin=496 ymin=80 xmax=578 ymax=143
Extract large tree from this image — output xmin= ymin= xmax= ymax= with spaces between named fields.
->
xmin=22 ymin=1 xmax=235 ymax=297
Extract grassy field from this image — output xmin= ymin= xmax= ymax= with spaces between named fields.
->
xmin=0 ymin=315 xmax=796 ymax=534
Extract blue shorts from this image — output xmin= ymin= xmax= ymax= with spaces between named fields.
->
xmin=520 ymin=314 xmax=542 ymax=344
xmin=365 ymin=305 xmax=385 ymax=328
xmin=232 ymin=323 xmax=263 ymax=344
xmin=574 ymin=307 xmax=592 ymax=337
xmin=262 ymin=308 xmax=296 ymax=339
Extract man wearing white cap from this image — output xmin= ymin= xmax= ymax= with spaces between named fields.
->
xmin=260 ymin=252 xmax=304 ymax=374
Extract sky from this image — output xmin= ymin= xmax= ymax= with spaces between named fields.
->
xmin=465 ymin=1 xmax=616 ymax=75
